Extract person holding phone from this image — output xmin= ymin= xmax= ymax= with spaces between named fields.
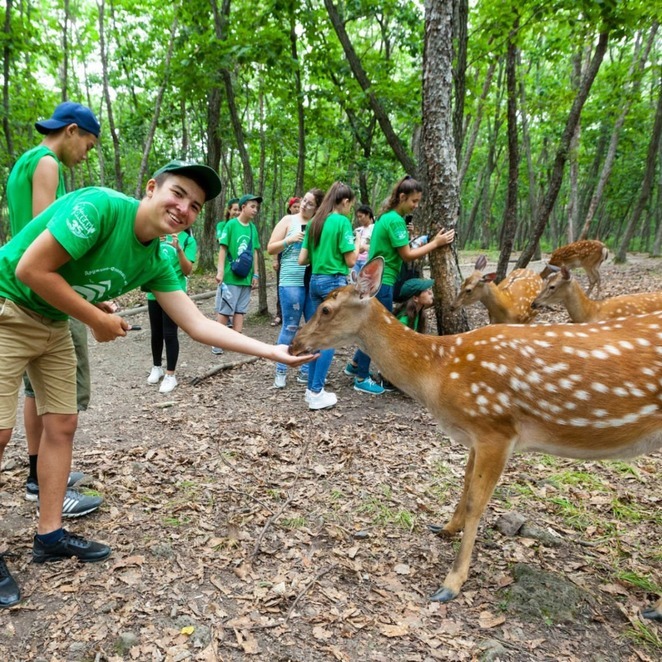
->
xmin=267 ymin=188 xmax=324 ymax=389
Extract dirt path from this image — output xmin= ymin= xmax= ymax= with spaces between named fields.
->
xmin=1 ymin=254 xmax=660 ymax=661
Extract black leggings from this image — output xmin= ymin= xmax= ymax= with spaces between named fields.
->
xmin=148 ymin=298 xmax=179 ymax=371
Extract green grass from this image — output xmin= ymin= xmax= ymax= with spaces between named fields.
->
xmin=280 ymin=516 xmax=308 ymax=529
xmin=547 ymin=469 xmax=606 ymax=491
xmin=614 ymin=571 xmax=661 ymax=595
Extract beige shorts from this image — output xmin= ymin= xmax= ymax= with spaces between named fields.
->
xmin=0 ymin=297 xmax=76 ymax=429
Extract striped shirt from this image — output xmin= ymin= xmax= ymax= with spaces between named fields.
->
xmin=279 ymin=221 xmax=307 ymax=287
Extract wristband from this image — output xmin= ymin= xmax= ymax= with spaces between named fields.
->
xmin=252 ymin=274 xmax=259 ymax=279
xmin=284 ymin=237 xmax=289 ymax=247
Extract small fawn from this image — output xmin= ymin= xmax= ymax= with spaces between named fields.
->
xmin=540 ymin=239 xmax=608 ymax=297
xmin=290 ymin=257 xmax=662 ymax=610
xmin=452 ymin=255 xmax=542 ymax=324
xmin=533 ymin=266 xmax=662 ymax=322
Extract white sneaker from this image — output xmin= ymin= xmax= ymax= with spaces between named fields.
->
xmin=147 ymin=366 xmax=164 ymax=384
xmin=274 ymin=373 xmax=287 ymax=389
xmin=159 ymin=374 xmax=178 ymax=393
xmin=308 ymin=389 xmax=337 ymax=410
xmin=304 ymin=389 xmax=312 ymax=403
xmin=211 ymin=346 xmax=224 ymax=355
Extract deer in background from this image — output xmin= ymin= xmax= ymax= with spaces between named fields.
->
xmin=451 ymin=254 xmax=543 ymax=324
xmin=539 ymin=239 xmax=608 ymax=297
xmin=532 ymin=266 xmax=662 ymax=322
xmin=290 ymin=257 xmax=662 ymax=615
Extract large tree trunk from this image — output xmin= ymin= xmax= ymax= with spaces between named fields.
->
xmin=97 ymin=0 xmax=123 ymax=190
xmin=578 ymin=24 xmax=657 ymax=240
xmin=515 ymin=31 xmax=609 ymax=269
xmin=496 ymin=12 xmax=519 ymax=282
xmin=422 ymin=0 xmax=468 ymax=335
xmin=324 ymin=0 xmax=417 ymax=175
xmin=651 ymin=138 xmax=662 ymax=256
xmin=615 ymin=71 xmax=662 ymax=263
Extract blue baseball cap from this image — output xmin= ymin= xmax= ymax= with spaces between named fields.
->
xmin=35 ymin=102 xmax=101 ymax=138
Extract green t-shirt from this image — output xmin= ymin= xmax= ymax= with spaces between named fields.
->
xmin=219 ymin=217 xmax=261 ymax=286
xmin=367 ymin=209 xmax=410 ymax=285
xmin=146 ymin=231 xmax=197 ymax=301
xmin=7 ymin=145 xmax=66 ymax=235
xmin=215 ymin=220 xmax=225 ymax=242
xmin=302 ymin=212 xmax=355 ymax=275
xmin=0 ymin=187 xmax=181 ymax=320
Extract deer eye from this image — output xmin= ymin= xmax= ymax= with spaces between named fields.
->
xmin=321 ymin=306 xmax=331 ymax=315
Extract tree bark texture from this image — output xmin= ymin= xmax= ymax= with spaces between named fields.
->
xmin=2 ymin=0 xmax=14 ymax=162
xmin=515 ymin=31 xmax=609 ymax=269
xmin=422 ymin=0 xmax=468 ymax=335
xmin=496 ymin=13 xmax=519 ymax=283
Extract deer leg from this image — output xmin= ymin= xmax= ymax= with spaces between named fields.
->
xmin=642 ymin=597 xmax=662 ymax=621
xmin=585 ymin=268 xmax=599 ymax=297
xmin=430 ymin=439 xmax=512 ymax=603
xmin=429 ymin=448 xmax=476 ymax=537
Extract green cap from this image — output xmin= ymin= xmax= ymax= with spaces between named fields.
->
xmin=239 ymin=193 xmax=263 ymax=208
xmin=227 ymin=197 xmax=240 ymax=207
xmin=399 ymin=278 xmax=434 ymax=300
xmin=152 ymin=160 xmax=222 ymax=201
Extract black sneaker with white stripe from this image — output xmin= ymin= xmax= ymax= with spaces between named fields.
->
xmin=32 ymin=530 xmax=111 ymax=564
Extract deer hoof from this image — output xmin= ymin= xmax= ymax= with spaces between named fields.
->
xmin=642 ymin=607 xmax=662 ymax=621
xmin=428 ymin=523 xmax=445 ymax=535
xmin=430 ymin=586 xmax=457 ymax=603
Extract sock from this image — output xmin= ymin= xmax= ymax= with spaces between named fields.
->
xmin=36 ymin=528 xmax=64 ymax=545
xmin=28 ymin=454 xmax=38 ymax=482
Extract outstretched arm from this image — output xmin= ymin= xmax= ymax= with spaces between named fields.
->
xmin=156 ymin=289 xmax=315 ymax=366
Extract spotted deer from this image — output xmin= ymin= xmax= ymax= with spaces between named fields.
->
xmin=451 ymin=255 xmax=543 ymax=324
xmin=540 ymin=240 xmax=608 ymax=297
xmin=290 ymin=257 xmax=662 ymax=612
xmin=533 ymin=266 xmax=662 ymax=322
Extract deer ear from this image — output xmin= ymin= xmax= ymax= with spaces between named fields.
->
xmin=355 ymin=257 xmax=384 ymax=299
xmin=482 ymin=272 xmax=498 ymax=283
xmin=475 ymin=254 xmax=488 ymax=271
xmin=561 ymin=266 xmax=571 ymax=280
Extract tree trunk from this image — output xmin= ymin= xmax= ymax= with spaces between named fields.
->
xmin=422 ymin=0 xmax=468 ymax=335
xmin=515 ymin=31 xmax=609 ymax=269
xmin=134 ymin=16 xmax=179 ymax=199
xmin=566 ymin=50 xmax=584 ymax=242
xmin=2 ymin=0 xmax=14 ymax=162
xmin=97 ymin=0 xmax=123 ymax=190
xmin=61 ymin=0 xmax=70 ymax=100
xmin=289 ymin=10 xmax=305 ymax=196
xmin=615 ymin=71 xmax=662 ymax=263
xmin=578 ymin=24 xmax=657 ymax=240
xmin=458 ymin=59 xmax=496 ymax=186
xmin=651 ymin=138 xmax=662 ymax=256
xmin=452 ymin=0 xmax=468 ymax=162
xmin=324 ymin=0 xmax=417 ymax=175
xmin=496 ymin=12 xmax=519 ymax=282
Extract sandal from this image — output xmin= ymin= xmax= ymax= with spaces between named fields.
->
xmin=270 ymin=316 xmax=281 ymax=327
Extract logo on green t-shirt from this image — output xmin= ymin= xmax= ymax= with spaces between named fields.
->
xmin=67 ymin=202 xmax=97 ymax=239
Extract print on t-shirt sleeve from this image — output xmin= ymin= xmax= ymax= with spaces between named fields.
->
xmin=389 ymin=217 xmax=410 ymax=248
xmin=47 ymin=190 xmax=107 ymax=260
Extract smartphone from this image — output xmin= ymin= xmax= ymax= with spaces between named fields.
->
xmin=301 ymin=224 xmax=307 ymax=231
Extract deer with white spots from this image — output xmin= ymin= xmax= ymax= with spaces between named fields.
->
xmin=290 ymin=257 xmax=662 ymax=613
xmin=451 ymin=254 xmax=543 ymax=324
xmin=532 ymin=266 xmax=662 ymax=322
xmin=540 ymin=239 xmax=608 ymax=297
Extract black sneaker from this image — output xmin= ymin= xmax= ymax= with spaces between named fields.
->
xmin=0 ymin=554 xmax=21 ymax=608
xmin=25 ymin=471 xmax=86 ymax=501
xmin=32 ymin=530 xmax=111 ymax=564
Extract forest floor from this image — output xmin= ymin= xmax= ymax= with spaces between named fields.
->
xmin=1 ymin=251 xmax=661 ymax=662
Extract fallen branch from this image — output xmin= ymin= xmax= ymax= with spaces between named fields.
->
xmin=249 ymin=494 xmax=294 ymax=564
xmin=286 ymin=564 xmax=337 ymax=622
xmin=190 ymin=356 xmax=258 ymax=385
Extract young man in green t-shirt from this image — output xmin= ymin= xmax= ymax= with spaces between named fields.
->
xmin=6 ymin=102 xmax=103 ymax=520
xmin=0 ymin=161 xmax=312 ymax=608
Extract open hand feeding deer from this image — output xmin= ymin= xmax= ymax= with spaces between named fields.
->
xmin=290 ymin=257 xmax=661 ymax=618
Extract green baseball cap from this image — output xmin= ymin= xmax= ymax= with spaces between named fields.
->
xmin=239 ymin=193 xmax=263 ymax=208
xmin=399 ymin=278 xmax=434 ymax=300
xmin=152 ymin=160 xmax=222 ymax=201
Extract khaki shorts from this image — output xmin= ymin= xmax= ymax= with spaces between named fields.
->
xmin=23 ymin=317 xmax=90 ymax=411
xmin=0 ymin=298 xmax=77 ymax=429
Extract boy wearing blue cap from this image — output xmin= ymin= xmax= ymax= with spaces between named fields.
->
xmin=6 ymin=102 xmax=103 ymax=524
xmin=0 ymin=162 xmax=313 ymax=608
